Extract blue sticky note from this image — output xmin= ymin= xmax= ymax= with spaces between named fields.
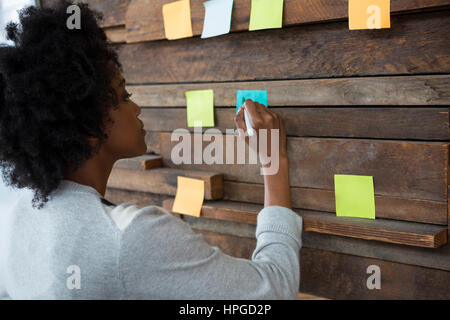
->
xmin=201 ymin=0 xmax=234 ymax=39
xmin=236 ymin=90 xmax=268 ymax=114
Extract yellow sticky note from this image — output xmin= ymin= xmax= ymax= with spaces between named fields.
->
xmin=172 ymin=176 xmax=205 ymax=217
xmin=185 ymin=89 xmax=215 ymax=127
xmin=334 ymin=174 xmax=375 ymax=219
xmin=249 ymin=0 xmax=284 ymax=31
xmin=162 ymin=0 xmax=193 ymax=40
xmin=349 ymin=0 xmax=390 ymax=30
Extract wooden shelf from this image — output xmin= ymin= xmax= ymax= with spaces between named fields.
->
xmin=114 ymin=154 xmax=163 ymax=170
xmin=162 ymin=199 xmax=448 ymax=248
xmin=108 ymin=166 xmax=223 ymax=200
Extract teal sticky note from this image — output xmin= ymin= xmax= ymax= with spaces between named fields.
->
xmin=249 ymin=0 xmax=284 ymax=31
xmin=201 ymin=0 xmax=234 ymax=39
xmin=334 ymin=174 xmax=376 ymax=219
xmin=236 ymin=90 xmax=268 ymax=114
xmin=185 ymin=89 xmax=215 ymax=127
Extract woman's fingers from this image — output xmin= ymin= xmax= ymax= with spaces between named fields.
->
xmin=234 ymin=106 xmax=247 ymax=137
xmin=243 ymin=99 xmax=262 ymax=129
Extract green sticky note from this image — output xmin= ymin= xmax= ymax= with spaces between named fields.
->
xmin=185 ymin=89 xmax=215 ymax=127
xmin=249 ymin=0 xmax=284 ymax=31
xmin=334 ymin=174 xmax=375 ymax=219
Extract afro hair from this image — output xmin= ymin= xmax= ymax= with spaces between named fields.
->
xmin=0 ymin=0 xmax=122 ymax=209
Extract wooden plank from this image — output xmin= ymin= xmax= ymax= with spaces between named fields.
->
xmin=41 ymin=0 xmax=131 ymax=27
xmin=78 ymin=0 xmax=131 ymax=28
xmin=124 ymin=0 xmax=450 ymax=43
xmin=162 ymin=198 xmax=448 ymax=248
xmin=197 ymin=230 xmax=450 ymax=298
xmin=163 ymin=198 xmax=260 ymax=225
xmin=183 ymin=205 xmax=450 ymax=270
xmin=105 ymin=186 xmax=169 ymax=207
xmin=297 ymin=292 xmax=329 ymax=300
xmin=105 ymin=26 xmax=127 ymax=43
xmin=108 ymin=167 xmax=224 ymax=200
xmin=301 ymin=211 xmax=447 ymax=248
xmin=222 ymin=181 xmax=448 ymax=225
xmin=300 ymin=247 xmax=450 ymax=299
xmin=302 ymin=231 xmax=450 ymax=272
xmin=119 ymin=10 xmax=450 ymax=83
xmin=145 ymin=132 xmax=160 ymax=154
xmin=114 ymin=154 xmax=163 ymax=170
xmin=158 ymin=132 xmax=448 ymax=202
xmin=107 ymin=186 xmax=449 ymax=269
xmin=140 ymin=107 xmax=449 ymax=141
xmin=129 ymin=75 xmax=450 ymax=107
xmin=196 ymin=229 xmax=450 ymax=298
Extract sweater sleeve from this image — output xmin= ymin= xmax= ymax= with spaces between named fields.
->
xmin=0 ymin=210 xmax=11 ymax=300
xmin=118 ymin=205 xmax=302 ymax=300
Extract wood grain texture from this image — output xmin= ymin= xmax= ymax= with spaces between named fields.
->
xmin=162 ymin=198 xmax=448 ymax=248
xmin=105 ymin=26 xmax=127 ymax=43
xmin=222 ymin=181 xmax=448 ymax=225
xmin=128 ymin=75 xmax=450 ymax=107
xmin=124 ymin=0 xmax=450 ymax=43
xmin=163 ymin=198 xmax=260 ymax=224
xmin=105 ymin=168 xmax=448 ymax=224
xmin=105 ymin=186 xmax=169 ymax=207
xmin=302 ymin=232 xmax=450 ymax=272
xmin=300 ymin=247 xmax=450 ymax=299
xmin=119 ymin=10 xmax=450 ymax=83
xmin=107 ymin=167 xmax=224 ymax=200
xmin=41 ymin=0 xmax=131 ymax=27
xmin=114 ymin=154 xmax=163 ymax=170
xmin=105 ymin=187 xmax=450 ymax=270
xmin=78 ymin=0 xmax=131 ymax=27
xmin=140 ymin=107 xmax=449 ymax=140
xmin=196 ymin=230 xmax=450 ymax=298
xmin=145 ymin=132 xmax=161 ymax=155
xmin=158 ymin=132 xmax=448 ymax=202
xmin=301 ymin=211 xmax=447 ymax=248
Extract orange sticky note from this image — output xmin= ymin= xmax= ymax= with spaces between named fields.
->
xmin=162 ymin=0 xmax=193 ymax=40
xmin=349 ymin=0 xmax=390 ymax=30
xmin=171 ymin=176 xmax=205 ymax=217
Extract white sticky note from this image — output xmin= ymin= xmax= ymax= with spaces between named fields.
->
xmin=201 ymin=0 xmax=234 ymax=39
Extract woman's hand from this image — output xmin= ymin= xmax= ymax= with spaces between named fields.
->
xmin=234 ymin=99 xmax=292 ymax=209
xmin=234 ymin=99 xmax=287 ymax=166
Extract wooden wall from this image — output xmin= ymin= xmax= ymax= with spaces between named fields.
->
xmin=41 ymin=0 xmax=450 ymax=299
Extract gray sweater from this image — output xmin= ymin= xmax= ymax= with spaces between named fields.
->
xmin=0 ymin=179 xmax=302 ymax=299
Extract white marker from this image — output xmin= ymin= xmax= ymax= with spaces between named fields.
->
xmin=244 ymin=108 xmax=255 ymax=136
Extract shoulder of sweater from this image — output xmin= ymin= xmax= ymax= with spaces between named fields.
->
xmin=101 ymin=201 xmax=173 ymax=232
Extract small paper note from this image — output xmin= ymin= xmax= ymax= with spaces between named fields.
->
xmin=236 ymin=90 xmax=268 ymax=114
xmin=172 ymin=176 xmax=205 ymax=217
xmin=201 ymin=0 xmax=234 ymax=39
xmin=334 ymin=174 xmax=375 ymax=219
xmin=162 ymin=0 xmax=193 ymax=40
xmin=185 ymin=89 xmax=215 ymax=127
xmin=249 ymin=0 xmax=284 ymax=31
xmin=348 ymin=0 xmax=390 ymax=30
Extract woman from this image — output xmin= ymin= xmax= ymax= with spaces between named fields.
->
xmin=0 ymin=1 xmax=302 ymax=299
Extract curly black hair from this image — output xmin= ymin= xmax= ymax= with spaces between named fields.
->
xmin=0 ymin=0 xmax=122 ymax=209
